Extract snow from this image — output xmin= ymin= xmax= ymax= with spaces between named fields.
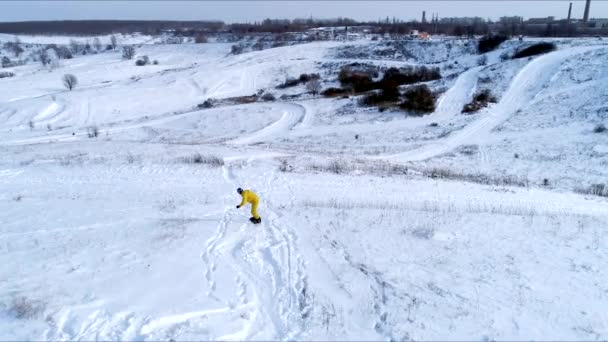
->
xmin=1 ymin=34 xmax=608 ymax=340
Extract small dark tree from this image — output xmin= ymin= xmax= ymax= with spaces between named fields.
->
xmin=231 ymin=44 xmax=244 ymax=55
xmin=1 ymin=56 xmax=11 ymax=68
xmin=122 ymin=46 xmax=135 ymax=60
xmin=135 ymin=55 xmax=150 ymax=66
xmin=195 ymin=34 xmax=208 ymax=43
xmin=62 ymin=74 xmax=78 ymax=91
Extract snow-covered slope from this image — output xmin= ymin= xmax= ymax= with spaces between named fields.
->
xmin=1 ymin=35 xmax=608 ymax=340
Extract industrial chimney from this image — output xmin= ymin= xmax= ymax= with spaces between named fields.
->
xmin=422 ymin=11 xmax=427 ymax=23
xmin=583 ymin=0 xmax=591 ymax=22
xmin=567 ymin=2 xmax=572 ymax=23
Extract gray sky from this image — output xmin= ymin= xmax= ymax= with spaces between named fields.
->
xmin=1 ymin=1 xmax=607 ymax=23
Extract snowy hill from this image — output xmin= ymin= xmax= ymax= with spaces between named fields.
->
xmin=1 ymin=35 xmax=608 ymax=340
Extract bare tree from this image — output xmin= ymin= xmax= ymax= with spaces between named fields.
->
xmin=93 ymin=37 xmax=102 ymax=52
xmin=4 ymin=41 xmax=23 ymax=57
xmin=194 ymin=33 xmax=208 ymax=43
xmin=306 ymin=79 xmax=322 ymax=96
xmin=122 ymin=46 xmax=135 ymax=60
xmin=62 ymin=74 xmax=78 ymax=91
xmin=110 ymin=35 xmax=118 ymax=50
xmin=69 ymin=39 xmax=81 ymax=54
xmin=37 ymin=49 xmax=50 ymax=66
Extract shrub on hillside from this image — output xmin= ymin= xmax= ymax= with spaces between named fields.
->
xmin=0 ymin=71 xmax=15 ymax=78
xmin=231 ymin=44 xmax=244 ymax=55
xmin=306 ymin=79 xmax=322 ymax=96
xmin=135 ymin=55 xmax=150 ymax=66
xmin=512 ymin=42 xmax=556 ymax=59
xmin=462 ymin=89 xmax=497 ymax=113
xmin=195 ymin=34 xmax=208 ymax=44
xmin=338 ymin=67 xmax=375 ymax=92
xmin=181 ymin=153 xmax=224 ymax=167
xmin=360 ymin=81 xmax=400 ymax=106
xmin=399 ymin=85 xmax=436 ymax=115
xmin=261 ymin=92 xmax=276 ymax=101
xmin=478 ymin=35 xmax=508 ymax=54
xmin=62 ymin=74 xmax=78 ymax=91
xmin=276 ymin=73 xmax=320 ymax=89
xmin=381 ymin=66 xmax=441 ymax=86
xmin=122 ymin=46 xmax=136 ymax=60
xmin=593 ymin=124 xmax=606 ymax=133
xmin=321 ymin=87 xmax=350 ymax=97
xmin=1 ymin=56 xmax=11 ymax=68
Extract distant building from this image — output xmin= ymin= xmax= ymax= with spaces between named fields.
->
xmin=527 ymin=16 xmax=555 ymax=24
xmin=500 ymin=16 xmax=524 ymax=24
xmin=439 ymin=17 xmax=484 ymax=25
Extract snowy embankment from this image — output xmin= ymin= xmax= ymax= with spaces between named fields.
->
xmin=1 ymin=36 xmax=608 ymax=340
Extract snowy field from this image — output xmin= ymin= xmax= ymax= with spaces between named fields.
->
xmin=1 ymin=34 xmax=608 ymax=340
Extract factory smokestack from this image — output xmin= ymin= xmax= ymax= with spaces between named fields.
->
xmin=422 ymin=11 xmax=427 ymax=23
xmin=567 ymin=2 xmax=572 ymax=22
xmin=583 ymin=0 xmax=591 ymax=22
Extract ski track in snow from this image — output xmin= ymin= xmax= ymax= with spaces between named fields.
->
xmin=195 ymin=160 xmax=308 ymax=339
xmin=229 ymin=104 xmax=305 ymax=145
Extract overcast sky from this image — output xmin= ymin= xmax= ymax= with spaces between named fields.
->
xmin=1 ymin=1 xmax=607 ymax=23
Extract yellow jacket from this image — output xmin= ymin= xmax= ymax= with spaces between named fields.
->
xmin=238 ymin=190 xmax=259 ymax=206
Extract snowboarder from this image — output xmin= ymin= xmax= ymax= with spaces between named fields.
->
xmin=236 ymin=188 xmax=261 ymax=224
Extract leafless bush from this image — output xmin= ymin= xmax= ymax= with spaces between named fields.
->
xmin=28 ymin=120 xmax=34 ymax=130
xmin=110 ymin=35 xmax=118 ymax=50
xmin=9 ymin=296 xmax=45 ymax=319
xmin=423 ymin=167 xmax=529 ymax=187
xmin=87 ymin=125 xmax=99 ymax=138
xmin=0 ymin=71 xmax=14 ymax=78
xmin=462 ymin=89 xmax=497 ymax=113
xmin=4 ymin=40 xmax=24 ymax=57
xmin=576 ymin=183 xmax=608 ymax=197
xmin=122 ymin=46 xmax=135 ymax=60
xmin=400 ymin=85 xmax=437 ymax=115
xmin=13 ymin=194 xmax=23 ymax=201
xmin=593 ymin=124 xmax=606 ymax=133
xmin=126 ymin=152 xmax=137 ymax=164
xmin=306 ymin=79 xmax=321 ymax=96
xmin=261 ymin=92 xmax=276 ymax=101
xmin=477 ymin=55 xmax=488 ymax=66
xmin=321 ymin=87 xmax=350 ymax=97
xmin=195 ymin=33 xmax=208 ymax=43
xmin=181 ymin=153 xmax=224 ymax=167
xmin=92 ymin=37 xmax=102 ymax=52
xmin=231 ymin=44 xmax=244 ymax=55
xmin=62 ymin=74 xmax=78 ymax=91
xmin=279 ymin=159 xmax=293 ymax=172
xmin=1 ymin=56 xmax=11 ymax=68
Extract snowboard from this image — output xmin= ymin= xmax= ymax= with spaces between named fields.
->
xmin=249 ymin=217 xmax=262 ymax=224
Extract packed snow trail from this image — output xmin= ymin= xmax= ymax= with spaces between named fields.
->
xmin=229 ymin=104 xmax=305 ymax=145
xmin=432 ymin=66 xmax=482 ymax=122
xmin=384 ymin=45 xmax=605 ymax=162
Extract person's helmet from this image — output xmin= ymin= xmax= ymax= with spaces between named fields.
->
xmin=237 ymin=188 xmax=243 ymax=194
